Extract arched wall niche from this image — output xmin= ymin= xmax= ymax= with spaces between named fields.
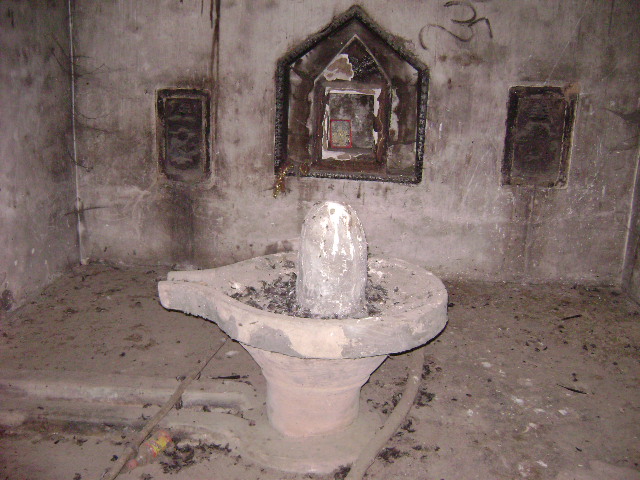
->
xmin=274 ymin=5 xmax=429 ymax=184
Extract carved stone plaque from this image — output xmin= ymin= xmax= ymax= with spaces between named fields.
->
xmin=157 ymin=89 xmax=210 ymax=183
xmin=502 ymin=86 xmax=577 ymax=188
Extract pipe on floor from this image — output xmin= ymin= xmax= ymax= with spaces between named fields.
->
xmin=101 ymin=339 xmax=227 ymax=480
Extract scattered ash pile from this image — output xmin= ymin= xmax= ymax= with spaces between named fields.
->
xmin=229 ymin=272 xmax=388 ymax=318
xmin=160 ymin=441 xmax=233 ymax=473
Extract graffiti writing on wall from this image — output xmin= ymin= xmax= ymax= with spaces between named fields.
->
xmin=419 ymin=1 xmax=493 ymax=48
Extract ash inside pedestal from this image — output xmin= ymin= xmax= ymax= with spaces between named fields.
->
xmin=229 ymin=271 xmax=388 ymax=318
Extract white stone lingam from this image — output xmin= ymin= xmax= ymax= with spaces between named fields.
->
xmin=158 ymin=201 xmax=447 ymax=468
xmin=297 ymin=201 xmax=368 ymax=319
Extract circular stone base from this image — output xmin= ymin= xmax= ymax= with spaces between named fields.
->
xmin=239 ymin=403 xmax=383 ymax=474
xmin=245 ymin=345 xmax=386 ymax=437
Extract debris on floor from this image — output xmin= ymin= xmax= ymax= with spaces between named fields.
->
xmin=0 ymin=265 xmax=638 ymax=479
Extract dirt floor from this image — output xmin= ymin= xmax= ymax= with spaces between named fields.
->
xmin=0 ymin=264 xmax=639 ymax=480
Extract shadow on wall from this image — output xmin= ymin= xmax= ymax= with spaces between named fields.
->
xmin=164 ymin=186 xmax=195 ymax=267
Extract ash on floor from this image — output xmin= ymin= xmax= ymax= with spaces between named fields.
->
xmin=0 ymin=265 xmax=638 ymax=480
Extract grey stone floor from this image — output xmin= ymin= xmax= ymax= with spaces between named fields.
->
xmin=0 ymin=264 xmax=639 ymax=480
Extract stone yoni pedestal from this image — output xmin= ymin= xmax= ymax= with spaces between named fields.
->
xmin=158 ymin=201 xmax=448 ymax=469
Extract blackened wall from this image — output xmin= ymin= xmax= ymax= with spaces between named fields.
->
xmin=72 ymin=0 xmax=640 ymax=284
xmin=0 ymin=1 xmax=78 ymax=314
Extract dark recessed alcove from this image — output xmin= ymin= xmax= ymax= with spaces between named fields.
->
xmin=157 ymin=88 xmax=211 ymax=184
xmin=502 ymin=85 xmax=578 ymax=188
xmin=274 ymin=5 xmax=429 ymax=184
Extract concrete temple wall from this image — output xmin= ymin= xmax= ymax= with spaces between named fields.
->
xmin=0 ymin=1 xmax=78 ymax=314
xmin=622 ymin=147 xmax=640 ymax=302
xmin=72 ymin=0 xmax=640 ymax=284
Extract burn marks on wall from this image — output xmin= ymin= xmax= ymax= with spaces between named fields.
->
xmin=164 ymin=186 xmax=196 ymax=266
xmin=502 ymin=85 xmax=578 ymax=188
xmin=0 ymin=289 xmax=14 ymax=312
xmin=155 ymin=89 xmax=211 ymax=265
xmin=274 ymin=5 xmax=428 ymax=184
xmin=157 ymin=89 xmax=210 ymax=184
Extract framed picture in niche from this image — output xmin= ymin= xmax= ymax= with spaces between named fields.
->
xmin=274 ymin=6 xmax=429 ymax=184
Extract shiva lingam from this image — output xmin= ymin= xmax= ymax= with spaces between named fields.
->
xmin=158 ymin=201 xmax=447 ymax=471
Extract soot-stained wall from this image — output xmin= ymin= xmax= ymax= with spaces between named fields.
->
xmin=0 ymin=1 xmax=78 ymax=314
xmin=73 ymin=0 xmax=639 ymax=284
